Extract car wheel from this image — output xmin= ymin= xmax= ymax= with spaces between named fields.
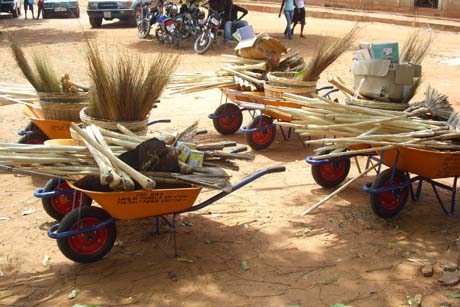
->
xmin=89 ymin=17 xmax=103 ymax=28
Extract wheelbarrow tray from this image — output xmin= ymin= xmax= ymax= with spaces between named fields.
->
xmin=377 ymin=146 xmax=460 ymax=179
xmin=66 ymin=181 xmax=202 ymax=220
xmin=220 ymin=87 xmax=301 ymax=122
xmin=22 ymin=104 xmax=73 ymax=139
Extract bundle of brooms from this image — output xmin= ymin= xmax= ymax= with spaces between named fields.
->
xmin=268 ymin=88 xmax=458 ymax=160
xmin=83 ymin=43 xmax=178 ymax=133
xmin=0 ymin=122 xmax=254 ymax=192
xmin=8 ymin=35 xmax=89 ymax=120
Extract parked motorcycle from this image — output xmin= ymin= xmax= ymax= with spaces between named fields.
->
xmin=193 ymin=7 xmax=224 ymax=54
xmin=155 ymin=2 xmax=179 ymax=47
xmin=137 ymin=0 xmax=162 ymax=39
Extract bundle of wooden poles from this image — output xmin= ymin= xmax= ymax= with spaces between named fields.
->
xmin=0 ymin=82 xmax=38 ymax=108
xmin=269 ymin=93 xmax=460 ymax=160
xmin=0 ymin=123 xmax=254 ymax=192
xmin=168 ymin=53 xmax=305 ymax=95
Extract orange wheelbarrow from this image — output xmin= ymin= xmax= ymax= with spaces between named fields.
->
xmin=363 ymin=146 xmax=460 ymax=218
xmin=209 ymin=86 xmax=339 ymax=150
xmin=37 ymin=166 xmax=285 ymax=263
xmin=18 ymin=104 xmax=73 ymax=144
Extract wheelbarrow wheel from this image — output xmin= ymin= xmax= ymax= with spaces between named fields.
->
xmin=42 ymin=178 xmax=92 ymax=221
xmin=246 ymin=115 xmax=276 ymax=150
xmin=311 ymin=157 xmax=351 ymax=188
xmin=57 ymin=206 xmax=116 ymax=263
xmin=370 ymin=168 xmax=409 ymax=219
xmin=212 ymin=103 xmax=243 ymax=135
xmin=18 ymin=131 xmax=48 ymax=144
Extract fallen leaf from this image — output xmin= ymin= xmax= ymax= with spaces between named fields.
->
xmin=42 ymin=255 xmax=50 ymax=267
xmin=177 ymin=257 xmax=194 ymax=263
xmin=449 ymin=293 xmax=460 ymax=298
xmin=21 ymin=208 xmax=35 ymax=216
xmin=240 ymin=260 xmax=250 ymax=272
xmin=68 ymin=288 xmax=80 ymax=300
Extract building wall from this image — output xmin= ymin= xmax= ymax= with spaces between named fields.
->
xmin=305 ymin=0 xmax=460 ymax=17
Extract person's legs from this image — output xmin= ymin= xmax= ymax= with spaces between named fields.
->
xmin=300 ymin=8 xmax=306 ymax=37
xmin=224 ymin=20 xmax=232 ymax=42
xmin=284 ymin=10 xmax=293 ymax=39
xmin=36 ymin=7 xmax=41 ymax=19
xmin=24 ymin=0 xmax=28 ymax=19
xmin=31 ymin=5 xmax=35 ymax=19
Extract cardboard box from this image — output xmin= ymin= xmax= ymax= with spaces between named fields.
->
xmin=352 ymin=59 xmax=422 ymax=103
xmin=370 ymin=42 xmax=399 ymax=63
xmin=352 ymin=48 xmax=372 ymax=61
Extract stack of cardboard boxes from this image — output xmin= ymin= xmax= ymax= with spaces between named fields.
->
xmin=352 ymin=42 xmax=422 ymax=103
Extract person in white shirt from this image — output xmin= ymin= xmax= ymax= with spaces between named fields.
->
xmin=292 ymin=0 xmax=306 ymax=37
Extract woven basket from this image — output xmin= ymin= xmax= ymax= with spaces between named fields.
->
xmin=264 ymin=82 xmax=316 ymax=99
xmin=38 ymin=92 xmax=89 ymax=122
xmin=267 ymin=72 xmax=317 ymax=88
xmin=79 ymin=107 xmax=148 ymax=136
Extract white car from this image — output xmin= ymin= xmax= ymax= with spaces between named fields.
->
xmin=43 ymin=0 xmax=80 ymax=18
xmin=0 ymin=0 xmax=21 ymax=17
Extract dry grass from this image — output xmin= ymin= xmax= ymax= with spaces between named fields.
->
xmin=32 ymin=55 xmax=62 ymax=93
xmin=86 ymin=42 xmax=178 ymax=121
xmin=302 ymin=25 xmax=360 ymax=81
xmin=400 ymin=28 xmax=434 ymax=65
xmin=8 ymin=34 xmax=62 ymax=93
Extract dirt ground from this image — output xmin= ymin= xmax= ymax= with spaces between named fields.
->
xmin=1 ymin=4 xmax=460 ymax=307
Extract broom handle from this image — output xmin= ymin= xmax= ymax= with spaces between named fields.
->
xmin=302 ymin=163 xmax=378 ymax=216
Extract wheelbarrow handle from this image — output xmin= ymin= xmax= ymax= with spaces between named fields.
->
xmin=147 ymin=119 xmax=171 ymax=126
xmin=229 ymin=146 xmax=247 ymax=154
xmin=184 ymin=165 xmax=286 ymax=213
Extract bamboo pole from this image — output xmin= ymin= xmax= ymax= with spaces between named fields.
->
xmin=302 ymin=163 xmax=378 ymax=215
xmin=71 ymin=123 xmax=156 ymax=190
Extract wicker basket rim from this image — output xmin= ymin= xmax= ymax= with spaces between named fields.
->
xmin=267 ymin=72 xmax=319 ymax=86
xmin=38 ymin=91 xmax=90 ymax=98
xmin=79 ymin=107 xmax=148 ymax=133
xmin=264 ymin=83 xmax=316 ymax=93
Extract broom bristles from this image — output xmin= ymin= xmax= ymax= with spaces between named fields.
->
xmin=32 ymin=54 xmax=62 ymax=93
xmin=400 ymin=28 xmax=434 ymax=65
xmin=86 ymin=42 xmax=178 ymax=121
xmin=302 ymin=24 xmax=360 ymax=81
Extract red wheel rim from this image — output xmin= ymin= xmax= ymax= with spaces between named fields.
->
xmin=251 ymin=119 xmax=273 ymax=145
xmin=319 ymin=160 xmax=347 ymax=182
xmin=51 ymin=182 xmax=87 ymax=216
xmin=68 ymin=217 xmax=108 ymax=255
xmin=218 ymin=106 xmax=241 ymax=131
xmin=378 ymin=175 xmax=407 ymax=211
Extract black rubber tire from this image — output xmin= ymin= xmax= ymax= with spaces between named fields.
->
xmin=18 ymin=131 xmax=48 ymax=144
xmin=57 ymin=206 xmax=116 ymax=263
xmin=138 ymin=20 xmax=151 ymax=38
xmin=245 ymin=115 xmax=276 ymax=150
xmin=89 ymin=17 xmax=103 ymax=28
xmin=311 ymin=157 xmax=351 ymax=188
xmin=212 ymin=103 xmax=243 ymax=135
xmin=41 ymin=178 xmax=92 ymax=221
xmin=155 ymin=27 xmax=166 ymax=43
xmin=194 ymin=30 xmax=212 ymax=54
xmin=370 ymin=168 xmax=409 ymax=219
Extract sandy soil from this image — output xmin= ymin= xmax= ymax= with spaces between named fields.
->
xmin=1 ymin=5 xmax=460 ymax=307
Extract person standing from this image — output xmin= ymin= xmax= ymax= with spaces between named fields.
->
xmin=36 ymin=0 xmax=44 ymax=19
xmin=24 ymin=0 xmax=35 ymax=19
xmin=292 ymin=0 xmax=306 ymax=37
xmin=224 ymin=4 xmax=248 ymax=43
xmin=279 ymin=0 xmax=294 ymax=39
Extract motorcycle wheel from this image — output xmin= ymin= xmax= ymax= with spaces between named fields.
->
xmin=155 ymin=28 xmax=166 ymax=44
xmin=138 ymin=20 xmax=151 ymax=39
xmin=194 ymin=30 xmax=212 ymax=54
